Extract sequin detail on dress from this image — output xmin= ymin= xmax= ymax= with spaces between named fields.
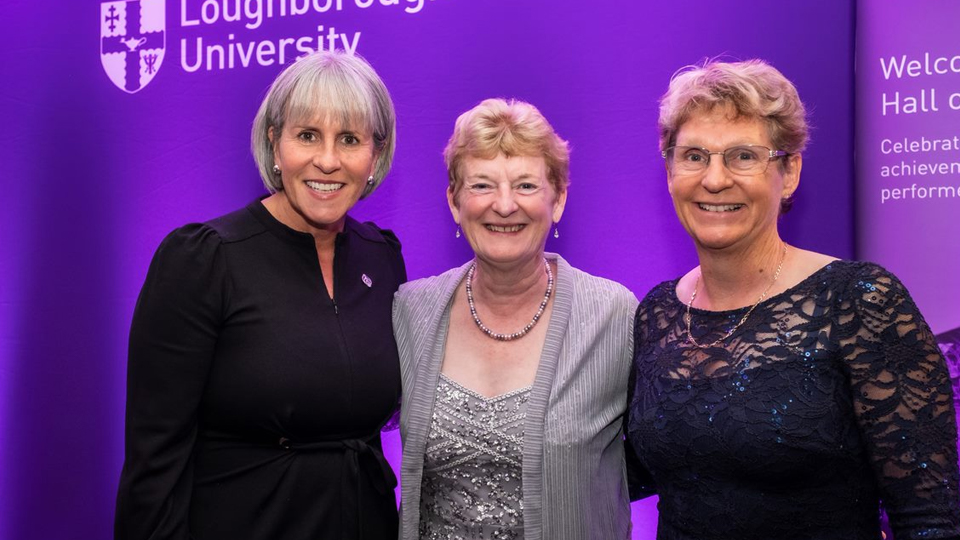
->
xmin=419 ymin=373 xmax=531 ymax=539
xmin=626 ymin=261 xmax=960 ymax=539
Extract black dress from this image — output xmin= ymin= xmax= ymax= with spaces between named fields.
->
xmin=626 ymin=261 xmax=960 ymax=540
xmin=116 ymin=200 xmax=406 ymax=540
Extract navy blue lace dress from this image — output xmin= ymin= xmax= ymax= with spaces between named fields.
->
xmin=626 ymin=261 xmax=960 ymax=540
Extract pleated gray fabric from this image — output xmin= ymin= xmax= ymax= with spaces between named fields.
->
xmin=393 ymin=254 xmax=638 ymax=540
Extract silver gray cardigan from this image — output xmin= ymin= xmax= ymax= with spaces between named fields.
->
xmin=392 ymin=254 xmax=639 ymax=540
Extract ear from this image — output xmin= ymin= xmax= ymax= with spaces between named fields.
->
xmin=446 ymin=187 xmax=460 ymax=225
xmin=269 ymin=127 xmax=280 ymax=167
xmin=552 ymin=187 xmax=568 ymax=223
xmin=369 ymin=141 xmax=382 ymax=178
xmin=781 ymin=153 xmax=802 ymax=199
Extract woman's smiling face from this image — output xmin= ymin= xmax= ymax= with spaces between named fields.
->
xmin=449 ymin=153 xmax=566 ymax=267
xmin=270 ymin=115 xmax=378 ymax=235
xmin=667 ymin=106 xmax=800 ymax=252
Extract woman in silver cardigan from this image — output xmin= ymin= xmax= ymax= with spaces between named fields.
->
xmin=392 ymin=98 xmax=639 ymax=539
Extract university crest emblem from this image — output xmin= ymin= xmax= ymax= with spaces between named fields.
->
xmin=100 ymin=0 xmax=166 ymax=93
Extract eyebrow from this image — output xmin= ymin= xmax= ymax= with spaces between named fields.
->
xmin=675 ymin=141 xmax=763 ymax=149
xmin=465 ymin=172 xmax=541 ymax=182
xmin=287 ymin=116 xmax=364 ymax=131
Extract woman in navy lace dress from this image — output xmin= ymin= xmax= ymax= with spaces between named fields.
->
xmin=626 ymin=59 xmax=960 ymax=539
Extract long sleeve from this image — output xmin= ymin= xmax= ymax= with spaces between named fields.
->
xmin=375 ymin=226 xmax=407 ymax=285
xmin=624 ymin=299 xmax=658 ymax=501
xmin=371 ymin=224 xmax=406 ymax=432
xmin=841 ymin=264 xmax=960 ymax=539
xmin=115 ymin=224 xmax=227 ymax=540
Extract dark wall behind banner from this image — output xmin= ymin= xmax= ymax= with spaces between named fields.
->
xmin=0 ymin=1 xmax=855 ymax=538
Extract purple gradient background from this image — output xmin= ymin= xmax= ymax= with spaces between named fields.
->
xmin=1 ymin=1 xmax=857 ymax=538
xmin=855 ymin=0 xmax=960 ymax=335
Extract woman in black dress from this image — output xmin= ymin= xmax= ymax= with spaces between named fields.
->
xmin=115 ymin=50 xmax=405 ymax=540
xmin=626 ymin=59 xmax=960 ymax=539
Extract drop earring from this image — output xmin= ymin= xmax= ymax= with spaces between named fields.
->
xmin=553 ymin=225 xmax=560 ymax=239
xmin=455 ymin=226 xmax=461 ymax=239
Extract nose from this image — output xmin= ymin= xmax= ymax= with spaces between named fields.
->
xmin=492 ymin=184 xmax=519 ymax=216
xmin=312 ymin=142 xmax=341 ymax=174
xmin=700 ymin=155 xmax=734 ymax=193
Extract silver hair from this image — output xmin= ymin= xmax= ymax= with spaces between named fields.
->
xmin=251 ymin=50 xmax=396 ymax=197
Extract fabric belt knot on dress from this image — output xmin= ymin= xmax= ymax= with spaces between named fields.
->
xmin=277 ymin=433 xmax=397 ymax=539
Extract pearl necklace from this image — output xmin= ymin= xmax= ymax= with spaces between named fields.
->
xmin=685 ymin=243 xmax=787 ymax=349
xmin=466 ymin=258 xmax=554 ymax=341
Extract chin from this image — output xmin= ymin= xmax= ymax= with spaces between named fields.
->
xmin=304 ymin=209 xmax=349 ymax=229
xmin=478 ymin=248 xmax=545 ymax=266
xmin=691 ymin=235 xmax=745 ymax=252
xmin=475 ymin=252 xmax=518 ymax=265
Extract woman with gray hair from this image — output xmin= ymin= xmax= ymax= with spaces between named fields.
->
xmin=116 ymin=50 xmax=405 ymax=540
xmin=394 ymin=98 xmax=639 ymax=539
xmin=626 ymin=59 xmax=960 ymax=539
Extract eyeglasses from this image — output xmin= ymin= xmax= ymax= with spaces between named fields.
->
xmin=662 ymin=145 xmax=788 ymax=175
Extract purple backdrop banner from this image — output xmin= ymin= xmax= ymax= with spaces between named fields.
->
xmin=1 ymin=1 xmax=855 ymax=538
xmin=855 ymin=0 xmax=960 ymax=496
xmin=855 ymin=0 xmax=960 ymax=336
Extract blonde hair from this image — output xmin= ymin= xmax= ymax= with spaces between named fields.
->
xmin=251 ymin=50 xmax=396 ymax=198
xmin=658 ymin=59 xmax=809 ymax=213
xmin=443 ymin=98 xmax=570 ymax=200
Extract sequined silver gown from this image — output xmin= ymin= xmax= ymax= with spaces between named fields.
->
xmin=419 ymin=374 xmax=531 ymax=539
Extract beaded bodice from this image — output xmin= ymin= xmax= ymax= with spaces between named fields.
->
xmin=419 ymin=373 xmax=530 ymax=539
xmin=627 ymin=261 xmax=960 ymax=540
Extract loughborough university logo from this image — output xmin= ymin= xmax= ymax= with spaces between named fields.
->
xmin=100 ymin=0 xmax=166 ymax=93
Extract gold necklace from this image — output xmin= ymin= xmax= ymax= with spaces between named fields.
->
xmin=685 ymin=243 xmax=788 ymax=349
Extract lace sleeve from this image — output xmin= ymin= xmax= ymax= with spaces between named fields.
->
xmin=625 ymin=295 xmax=658 ymax=501
xmin=840 ymin=264 xmax=960 ymax=539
